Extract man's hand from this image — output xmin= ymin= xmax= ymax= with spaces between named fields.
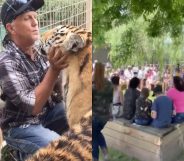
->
xmin=151 ymin=111 xmax=157 ymax=119
xmin=33 ymin=47 xmax=68 ymax=115
xmin=48 ymin=47 xmax=68 ymax=72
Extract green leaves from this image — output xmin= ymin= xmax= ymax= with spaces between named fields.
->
xmin=93 ymin=0 xmax=184 ymax=68
xmin=93 ymin=0 xmax=130 ymax=46
xmin=93 ymin=0 xmax=184 ymax=46
xmin=104 ymin=17 xmax=184 ymax=68
xmin=105 ymin=18 xmax=149 ymax=67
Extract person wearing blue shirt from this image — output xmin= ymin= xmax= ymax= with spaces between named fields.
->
xmin=151 ymin=84 xmax=173 ymax=128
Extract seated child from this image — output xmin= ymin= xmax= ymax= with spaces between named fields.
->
xmin=134 ymin=88 xmax=152 ymax=125
xmin=148 ymin=90 xmax=156 ymax=102
xmin=151 ymin=85 xmax=173 ymax=128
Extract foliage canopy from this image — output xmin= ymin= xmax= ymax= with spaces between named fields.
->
xmin=93 ymin=0 xmax=184 ymax=45
xmin=93 ymin=0 xmax=184 ymax=67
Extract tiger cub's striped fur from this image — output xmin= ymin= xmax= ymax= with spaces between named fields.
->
xmin=40 ymin=25 xmax=92 ymax=128
xmin=27 ymin=25 xmax=92 ymax=161
xmin=41 ymin=25 xmax=92 ymax=55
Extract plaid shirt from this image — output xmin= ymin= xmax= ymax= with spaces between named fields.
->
xmin=0 ymin=41 xmax=49 ymax=130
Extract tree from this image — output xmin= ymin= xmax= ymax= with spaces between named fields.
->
xmin=105 ymin=17 xmax=184 ymax=68
xmin=93 ymin=0 xmax=131 ymax=46
xmin=93 ymin=0 xmax=184 ymax=46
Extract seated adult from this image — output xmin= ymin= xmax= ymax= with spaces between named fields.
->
xmin=151 ymin=85 xmax=173 ymax=128
xmin=111 ymin=74 xmax=123 ymax=119
xmin=167 ymin=76 xmax=184 ymax=123
xmin=122 ymin=77 xmax=140 ymax=120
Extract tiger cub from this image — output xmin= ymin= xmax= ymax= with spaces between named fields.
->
xmin=26 ymin=25 xmax=92 ymax=161
xmin=40 ymin=25 xmax=92 ymax=128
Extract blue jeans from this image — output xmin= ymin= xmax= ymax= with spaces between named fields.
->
xmin=4 ymin=102 xmax=68 ymax=158
xmin=172 ymin=113 xmax=184 ymax=123
xmin=134 ymin=118 xmax=151 ymax=125
xmin=92 ymin=117 xmax=107 ymax=160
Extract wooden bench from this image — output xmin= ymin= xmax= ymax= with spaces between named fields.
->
xmin=102 ymin=118 xmax=184 ymax=161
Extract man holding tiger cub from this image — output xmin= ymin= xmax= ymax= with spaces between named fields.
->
xmin=0 ymin=0 xmax=69 ymax=159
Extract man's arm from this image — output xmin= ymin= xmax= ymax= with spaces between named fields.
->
xmin=32 ymin=47 xmax=68 ymax=115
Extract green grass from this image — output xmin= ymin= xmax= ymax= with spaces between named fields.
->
xmin=1 ymin=145 xmax=15 ymax=161
xmin=100 ymin=148 xmax=184 ymax=161
xmin=99 ymin=148 xmax=139 ymax=161
xmin=176 ymin=152 xmax=184 ymax=161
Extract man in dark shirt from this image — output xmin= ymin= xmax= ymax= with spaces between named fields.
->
xmin=0 ymin=0 xmax=69 ymax=157
xmin=123 ymin=77 xmax=140 ymax=120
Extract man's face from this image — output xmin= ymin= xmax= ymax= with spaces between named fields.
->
xmin=8 ymin=11 xmax=40 ymax=44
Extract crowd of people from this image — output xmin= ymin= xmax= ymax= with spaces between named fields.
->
xmin=92 ymin=61 xmax=184 ymax=161
xmin=107 ymin=64 xmax=184 ymax=92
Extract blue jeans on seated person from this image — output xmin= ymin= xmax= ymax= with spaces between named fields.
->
xmin=151 ymin=120 xmax=170 ymax=128
xmin=4 ymin=102 xmax=69 ymax=158
xmin=134 ymin=118 xmax=151 ymax=125
xmin=172 ymin=113 xmax=184 ymax=124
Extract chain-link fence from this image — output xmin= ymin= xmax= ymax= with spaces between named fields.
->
xmin=0 ymin=0 xmax=92 ymax=51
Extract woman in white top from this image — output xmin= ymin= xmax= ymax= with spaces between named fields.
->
xmin=111 ymin=74 xmax=123 ymax=119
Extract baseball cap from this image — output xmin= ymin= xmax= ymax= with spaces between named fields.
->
xmin=1 ymin=0 xmax=44 ymax=27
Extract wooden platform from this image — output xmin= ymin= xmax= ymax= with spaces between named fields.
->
xmin=102 ymin=118 xmax=184 ymax=161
